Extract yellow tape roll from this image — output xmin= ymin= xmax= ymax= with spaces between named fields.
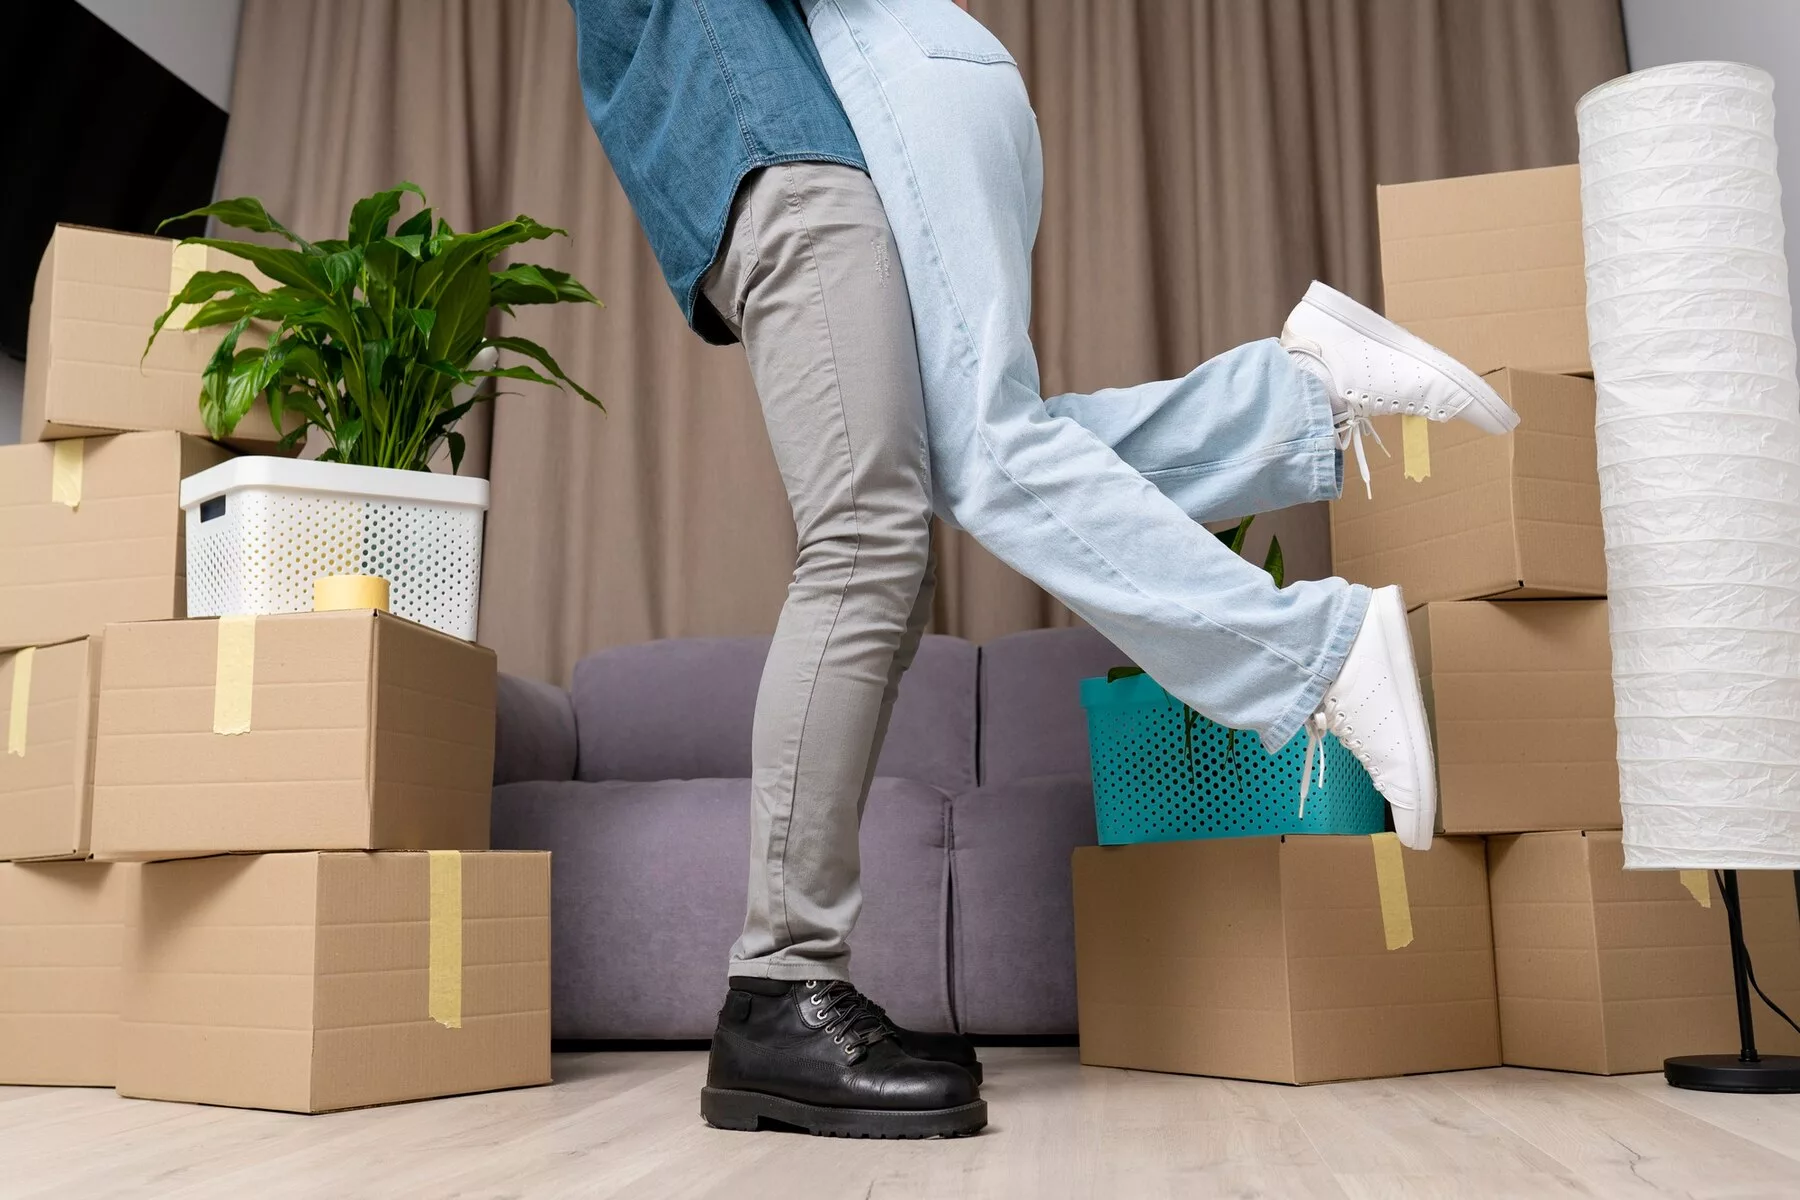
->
xmin=313 ymin=574 xmax=391 ymax=613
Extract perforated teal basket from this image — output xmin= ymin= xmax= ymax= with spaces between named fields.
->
xmin=1079 ymin=673 xmax=1386 ymax=845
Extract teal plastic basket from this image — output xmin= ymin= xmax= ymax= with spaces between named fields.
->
xmin=1079 ymin=673 xmax=1386 ymax=845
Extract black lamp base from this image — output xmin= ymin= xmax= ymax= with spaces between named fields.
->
xmin=1665 ymin=1054 xmax=1800 ymax=1094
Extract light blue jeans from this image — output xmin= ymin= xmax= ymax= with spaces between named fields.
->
xmin=807 ymin=0 xmax=1368 ymax=749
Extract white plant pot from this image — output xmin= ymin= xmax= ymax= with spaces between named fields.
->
xmin=180 ymin=457 xmax=490 ymax=641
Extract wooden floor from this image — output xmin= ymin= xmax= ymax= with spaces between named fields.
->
xmin=5 ymin=1048 xmax=1800 ymax=1198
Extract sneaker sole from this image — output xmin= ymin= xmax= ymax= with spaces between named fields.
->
xmin=701 ymin=1086 xmax=988 ymax=1139
xmin=1303 ymin=283 xmax=1520 ymax=434
xmin=1369 ymin=586 xmax=1438 ymax=849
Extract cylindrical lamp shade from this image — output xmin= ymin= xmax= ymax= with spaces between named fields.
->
xmin=1579 ymin=62 xmax=1800 ymax=869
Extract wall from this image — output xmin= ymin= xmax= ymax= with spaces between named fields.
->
xmin=75 ymin=0 xmax=241 ymax=111
xmin=0 ymin=356 xmax=20 ymax=445
xmin=1621 ymin=0 xmax=1800 ymax=329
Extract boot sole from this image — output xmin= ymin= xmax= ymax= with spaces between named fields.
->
xmin=701 ymin=1086 xmax=987 ymax=1139
xmin=1303 ymin=282 xmax=1520 ymax=434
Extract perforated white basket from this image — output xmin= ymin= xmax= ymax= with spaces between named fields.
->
xmin=181 ymin=458 xmax=489 ymax=640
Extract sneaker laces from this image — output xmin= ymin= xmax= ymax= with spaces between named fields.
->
xmin=1334 ymin=398 xmax=1389 ymax=500
xmin=803 ymin=980 xmax=895 ymax=1062
xmin=1298 ymin=710 xmax=1330 ymax=820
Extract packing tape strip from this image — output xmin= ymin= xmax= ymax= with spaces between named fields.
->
xmin=167 ymin=241 xmax=210 ymax=329
xmin=1680 ymin=869 xmax=1713 ymax=908
xmin=51 ymin=440 xmax=83 ymax=509
xmin=1370 ymin=832 xmax=1415 ymax=950
xmin=6 ymin=647 xmax=32 ymax=757
xmin=313 ymin=574 xmax=390 ymax=613
xmin=428 ymin=850 xmax=464 ymax=1029
xmin=212 ymin=615 xmax=256 ymax=735
xmin=1401 ymin=415 xmax=1431 ymax=482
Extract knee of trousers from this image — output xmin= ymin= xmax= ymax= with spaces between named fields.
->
xmin=795 ymin=513 xmax=931 ymax=614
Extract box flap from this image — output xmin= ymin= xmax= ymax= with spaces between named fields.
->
xmin=0 ymin=637 xmax=100 ymax=861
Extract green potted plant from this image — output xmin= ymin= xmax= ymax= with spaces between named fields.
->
xmin=1081 ymin=515 xmax=1386 ymax=845
xmin=148 ymin=183 xmax=603 ymax=639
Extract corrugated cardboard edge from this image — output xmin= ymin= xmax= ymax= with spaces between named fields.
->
xmin=1578 ymin=832 xmax=1619 ymax=1074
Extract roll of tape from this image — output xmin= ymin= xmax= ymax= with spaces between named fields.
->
xmin=313 ymin=574 xmax=391 ymax=613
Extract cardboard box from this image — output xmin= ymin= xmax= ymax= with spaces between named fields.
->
xmin=1489 ymin=831 xmax=1800 ymax=1075
xmin=91 ymin=610 xmax=496 ymax=861
xmin=1073 ymin=836 xmax=1500 ymax=1084
xmin=0 ymin=860 xmax=137 ymax=1086
xmin=23 ymin=224 xmax=299 ymax=451
xmin=0 ymin=637 xmax=101 ymax=861
xmin=1377 ymin=164 xmax=1588 ymax=375
xmin=119 ymin=850 xmax=551 ymax=1113
xmin=0 ymin=431 xmax=233 ymax=651
xmin=1411 ymin=601 xmax=1619 ymax=835
xmin=1330 ymin=369 xmax=1604 ymax=604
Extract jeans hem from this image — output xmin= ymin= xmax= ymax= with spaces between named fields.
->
xmin=1258 ymin=581 xmax=1371 ymax=752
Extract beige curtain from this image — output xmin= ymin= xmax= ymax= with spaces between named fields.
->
xmin=220 ymin=0 xmax=1625 ymax=682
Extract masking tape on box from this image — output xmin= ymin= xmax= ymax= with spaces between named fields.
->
xmin=429 ymin=850 xmax=464 ymax=1029
xmin=313 ymin=574 xmax=390 ymax=613
xmin=167 ymin=241 xmax=210 ymax=329
xmin=1680 ymin=869 xmax=1713 ymax=908
xmin=1370 ymin=832 xmax=1415 ymax=950
xmin=212 ymin=615 xmax=256 ymax=735
xmin=5 ymin=647 xmax=32 ymax=757
xmin=51 ymin=440 xmax=83 ymax=509
xmin=1401 ymin=415 xmax=1431 ymax=482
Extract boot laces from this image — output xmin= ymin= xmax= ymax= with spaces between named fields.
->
xmin=1299 ymin=699 xmax=1369 ymax=818
xmin=803 ymin=980 xmax=894 ymax=1061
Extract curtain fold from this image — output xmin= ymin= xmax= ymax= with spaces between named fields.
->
xmin=220 ymin=0 xmax=1626 ymax=682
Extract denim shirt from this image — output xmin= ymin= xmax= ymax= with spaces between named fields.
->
xmin=570 ymin=0 xmax=867 ymax=345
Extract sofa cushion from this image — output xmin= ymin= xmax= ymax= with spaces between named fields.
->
xmin=950 ymin=772 xmax=1098 ymax=1035
xmin=493 ymin=673 xmax=578 ymax=784
xmin=979 ymin=626 xmax=1127 ymax=785
xmin=491 ymin=775 xmax=954 ymax=1039
xmin=570 ymin=635 xmax=977 ymax=792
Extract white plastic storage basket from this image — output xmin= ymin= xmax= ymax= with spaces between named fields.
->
xmin=181 ymin=458 xmax=490 ymax=640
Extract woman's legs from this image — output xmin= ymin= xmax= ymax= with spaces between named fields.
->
xmin=809 ymin=0 xmax=1362 ymax=749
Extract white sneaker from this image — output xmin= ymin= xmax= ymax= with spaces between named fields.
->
xmin=1280 ymin=280 xmax=1519 ymax=496
xmin=1301 ymin=585 xmax=1437 ymax=850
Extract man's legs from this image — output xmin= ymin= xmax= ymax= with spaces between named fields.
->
xmin=699 ymin=163 xmax=985 ymax=1140
xmin=702 ymin=163 xmax=932 ymax=982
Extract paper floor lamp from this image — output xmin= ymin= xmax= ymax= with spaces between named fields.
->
xmin=1579 ymin=61 xmax=1800 ymax=1093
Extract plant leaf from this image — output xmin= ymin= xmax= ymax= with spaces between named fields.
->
xmin=347 ymin=182 xmax=424 ymax=247
xmin=489 ymin=262 xmax=602 ymax=307
xmin=144 ymin=270 xmax=263 ymax=351
xmin=1105 ymin=666 xmax=1146 ymax=683
xmin=158 ymin=196 xmax=312 ymax=249
xmin=394 ymin=207 xmax=435 ymax=241
xmin=407 ymin=308 xmax=436 ymax=341
xmin=1263 ymin=535 xmax=1285 ymax=589
xmin=480 ymin=334 xmax=603 ymax=408
xmin=445 ymin=430 xmax=466 ymax=475
xmin=175 ymin=237 xmax=331 ymax=297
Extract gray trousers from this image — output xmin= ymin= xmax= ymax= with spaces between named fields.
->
xmin=702 ymin=163 xmax=935 ymax=982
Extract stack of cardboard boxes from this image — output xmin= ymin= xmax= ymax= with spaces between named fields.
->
xmin=1 ymin=226 xmax=550 ymax=1112
xmin=1073 ymin=166 xmax=1800 ymax=1084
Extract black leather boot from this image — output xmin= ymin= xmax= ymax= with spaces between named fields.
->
xmin=866 ymin=999 xmax=983 ymax=1084
xmin=702 ymin=978 xmax=987 ymax=1138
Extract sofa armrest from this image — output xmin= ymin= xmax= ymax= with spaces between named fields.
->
xmin=494 ymin=673 xmax=579 ymax=784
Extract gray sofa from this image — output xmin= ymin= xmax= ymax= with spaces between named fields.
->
xmin=490 ymin=626 xmax=1125 ymax=1039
